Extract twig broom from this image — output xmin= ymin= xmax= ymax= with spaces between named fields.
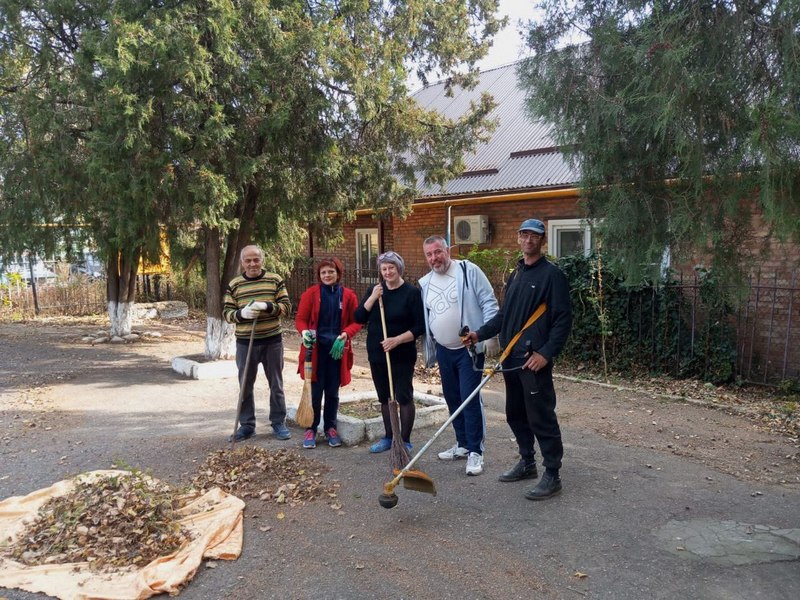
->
xmin=295 ymin=346 xmax=315 ymax=428
xmin=378 ymin=297 xmax=411 ymax=470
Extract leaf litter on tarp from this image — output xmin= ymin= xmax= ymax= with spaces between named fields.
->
xmin=1 ymin=470 xmax=192 ymax=571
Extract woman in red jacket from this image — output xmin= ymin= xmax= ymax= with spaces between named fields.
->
xmin=295 ymin=257 xmax=362 ymax=448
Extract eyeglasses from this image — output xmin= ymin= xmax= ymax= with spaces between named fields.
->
xmin=518 ymin=232 xmax=543 ymax=241
xmin=378 ymin=251 xmax=400 ymax=261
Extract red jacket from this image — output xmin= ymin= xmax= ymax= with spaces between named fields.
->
xmin=295 ymin=284 xmax=362 ymax=386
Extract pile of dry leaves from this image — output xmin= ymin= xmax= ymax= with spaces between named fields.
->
xmin=2 ymin=449 xmax=338 ymax=573
xmin=3 ymin=471 xmax=191 ymax=571
xmin=191 ymin=446 xmax=339 ymax=506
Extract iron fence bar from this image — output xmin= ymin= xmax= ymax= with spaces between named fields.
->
xmin=747 ymin=270 xmax=760 ymax=380
xmin=690 ymin=271 xmax=697 ymax=357
xmin=676 ymin=274 xmax=683 ymax=377
xmin=738 ymin=273 xmax=751 ymax=378
xmin=764 ymin=272 xmax=778 ymax=383
xmin=28 ymin=254 xmax=40 ymax=315
xmin=650 ymin=286 xmax=656 ymax=371
xmin=783 ymin=271 xmax=796 ymax=380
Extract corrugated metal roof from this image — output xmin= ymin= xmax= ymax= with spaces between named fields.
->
xmin=410 ymin=62 xmax=578 ymax=197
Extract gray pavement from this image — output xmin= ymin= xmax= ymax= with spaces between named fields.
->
xmin=1 ymin=349 xmax=798 ymax=600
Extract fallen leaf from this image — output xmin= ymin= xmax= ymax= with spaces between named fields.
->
xmin=574 ymin=571 xmax=588 ymax=579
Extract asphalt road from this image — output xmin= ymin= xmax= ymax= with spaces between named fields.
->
xmin=0 ymin=325 xmax=798 ymax=599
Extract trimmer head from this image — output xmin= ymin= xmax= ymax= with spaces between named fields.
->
xmin=378 ymin=492 xmax=399 ymax=509
xmin=377 ymin=469 xmax=437 ymax=509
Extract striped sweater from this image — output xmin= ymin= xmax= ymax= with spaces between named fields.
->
xmin=223 ymin=270 xmax=292 ymax=342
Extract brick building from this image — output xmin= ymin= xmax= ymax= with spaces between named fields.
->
xmin=296 ymin=63 xmax=588 ymax=284
xmin=287 ymin=62 xmax=799 ymax=382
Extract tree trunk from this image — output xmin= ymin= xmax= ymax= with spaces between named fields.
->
xmin=206 ymin=315 xmax=235 ymax=359
xmin=203 ymin=190 xmax=257 ymax=359
xmin=204 ymin=227 xmax=236 ymax=359
xmin=106 ymin=248 xmax=140 ymax=337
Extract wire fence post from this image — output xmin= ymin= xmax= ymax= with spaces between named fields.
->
xmin=28 ymin=253 xmax=40 ymax=315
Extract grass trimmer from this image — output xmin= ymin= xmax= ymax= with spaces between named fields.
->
xmin=378 ymin=303 xmax=547 ymax=509
xmin=231 ymin=315 xmax=258 ymax=451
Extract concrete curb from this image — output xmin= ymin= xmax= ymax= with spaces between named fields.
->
xmin=286 ymin=391 xmax=447 ymax=446
xmin=171 ymin=356 xmax=238 ymax=380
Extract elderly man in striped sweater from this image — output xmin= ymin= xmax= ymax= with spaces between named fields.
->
xmin=224 ymin=245 xmax=293 ymax=442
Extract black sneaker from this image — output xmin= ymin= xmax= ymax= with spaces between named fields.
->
xmin=228 ymin=428 xmax=255 ymax=442
xmin=498 ymin=459 xmax=538 ymax=482
xmin=524 ymin=472 xmax=562 ymax=500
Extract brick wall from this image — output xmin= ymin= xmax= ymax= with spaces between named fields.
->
xmin=290 ymin=194 xmax=799 ymax=382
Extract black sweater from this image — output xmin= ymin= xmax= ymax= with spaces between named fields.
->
xmin=354 ymin=282 xmax=425 ymax=365
xmin=477 ymin=256 xmax=572 ymax=361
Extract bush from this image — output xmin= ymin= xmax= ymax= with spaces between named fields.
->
xmin=558 ymin=253 xmax=736 ymax=384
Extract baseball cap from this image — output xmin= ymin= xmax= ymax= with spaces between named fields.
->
xmin=518 ymin=218 xmax=545 ymax=234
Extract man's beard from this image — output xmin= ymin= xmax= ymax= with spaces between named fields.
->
xmin=433 ymin=260 xmax=451 ymax=274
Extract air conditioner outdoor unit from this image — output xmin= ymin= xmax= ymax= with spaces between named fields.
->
xmin=453 ymin=215 xmax=489 ymax=244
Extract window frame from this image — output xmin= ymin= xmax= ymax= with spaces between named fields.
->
xmin=355 ymin=228 xmax=380 ymax=282
xmin=547 ymin=218 xmax=593 ymax=258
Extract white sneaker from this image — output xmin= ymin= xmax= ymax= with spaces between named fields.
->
xmin=466 ymin=452 xmax=484 ymax=476
xmin=438 ymin=444 xmax=469 ymax=460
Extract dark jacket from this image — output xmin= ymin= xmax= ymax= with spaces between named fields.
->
xmin=295 ymin=283 xmax=362 ymax=386
xmin=477 ymin=256 xmax=572 ymax=362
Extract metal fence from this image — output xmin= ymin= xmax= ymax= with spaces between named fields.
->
xmin=0 ymin=272 xmax=173 ymax=319
xmin=3 ymin=262 xmax=796 ymax=384
xmin=285 ymin=264 xmax=800 ymax=384
xmin=735 ymin=270 xmax=799 ymax=383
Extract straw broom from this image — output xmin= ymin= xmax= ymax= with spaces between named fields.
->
xmin=378 ymin=297 xmax=411 ymax=470
xmin=295 ymin=346 xmax=315 ymax=428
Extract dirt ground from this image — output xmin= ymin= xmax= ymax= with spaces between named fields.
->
xmin=1 ymin=316 xmax=799 ymax=600
xmin=3 ymin=316 xmax=795 ymax=486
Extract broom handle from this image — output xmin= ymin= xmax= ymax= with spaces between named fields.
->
xmin=377 ymin=296 xmax=396 ymax=404
xmin=378 ymin=296 xmax=404 ymax=443
xmin=389 ymin=302 xmax=548 ymax=483
xmin=232 ymin=314 xmax=258 ymax=449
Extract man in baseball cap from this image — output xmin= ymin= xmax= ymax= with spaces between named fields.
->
xmin=463 ymin=216 xmax=573 ymax=500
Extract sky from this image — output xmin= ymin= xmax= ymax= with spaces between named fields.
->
xmin=476 ymin=1 xmax=543 ymax=71
xmin=407 ymin=1 xmax=542 ymax=90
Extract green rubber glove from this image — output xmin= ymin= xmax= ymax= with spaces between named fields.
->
xmin=301 ymin=329 xmax=316 ymax=348
xmin=330 ymin=336 xmax=345 ymax=360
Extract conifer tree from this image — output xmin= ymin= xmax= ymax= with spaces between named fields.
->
xmin=520 ymin=0 xmax=800 ymax=287
xmin=1 ymin=0 xmax=503 ymax=346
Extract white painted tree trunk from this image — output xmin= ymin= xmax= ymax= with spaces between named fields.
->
xmin=205 ymin=316 xmax=236 ymax=360
xmin=108 ymin=300 xmax=133 ymax=337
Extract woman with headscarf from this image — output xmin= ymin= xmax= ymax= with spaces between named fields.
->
xmin=354 ymin=251 xmax=425 ymax=453
xmin=295 ymin=257 xmax=362 ymax=449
